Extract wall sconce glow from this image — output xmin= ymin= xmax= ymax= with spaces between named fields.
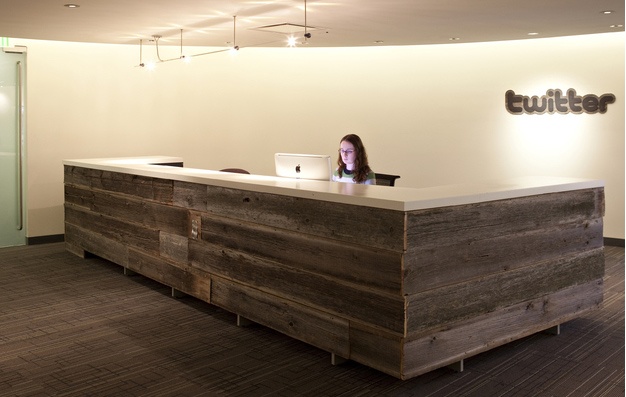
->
xmin=510 ymin=114 xmax=591 ymax=172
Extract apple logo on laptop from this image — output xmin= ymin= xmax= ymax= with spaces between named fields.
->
xmin=296 ymin=164 xmax=301 ymax=174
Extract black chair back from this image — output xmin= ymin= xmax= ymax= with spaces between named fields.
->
xmin=375 ymin=173 xmax=400 ymax=186
xmin=220 ymin=168 xmax=250 ymax=174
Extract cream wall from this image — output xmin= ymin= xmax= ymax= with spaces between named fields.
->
xmin=16 ymin=32 xmax=624 ymax=239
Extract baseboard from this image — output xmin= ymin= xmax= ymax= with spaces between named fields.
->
xmin=27 ymin=234 xmax=65 ymax=245
xmin=604 ymin=237 xmax=625 ymax=247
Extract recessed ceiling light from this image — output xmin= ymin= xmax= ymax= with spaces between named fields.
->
xmin=610 ymin=24 xmax=624 ymax=28
xmin=449 ymin=37 xmax=460 ymax=41
xmin=64 ymin=4 xmax=80 ymax=8
xmin=601 ymin=10 xmax=614 ymax=14
xmin=528 ymin=32 xmax=539 ymax=36
xmin=373 ymin=40 xmax=384 ymax=44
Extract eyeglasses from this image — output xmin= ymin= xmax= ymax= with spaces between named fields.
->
xmin=338 ymin=149 xmax=355 ymax=155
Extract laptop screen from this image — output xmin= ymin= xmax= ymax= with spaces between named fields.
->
xmin=274 ymin=153 xmax=332 ymax=181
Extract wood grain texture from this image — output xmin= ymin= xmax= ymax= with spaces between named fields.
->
xmin=348 ymin=321 xmax=403 ymax=378
xmin=406 ymin=248 xmax=604 ymax=333
xmin=65 ymin=204 xmax=160 ymax=254
xmin=64 ymin=164 xmax=605 ymax=380
xmin=189 ymin=239 xmax=406 ymax=333
xmin=128 ymin=249 xmax=211 ymax=302
xmin=65 ymin=166 xmax=175 ymax=203
xmin=405 ymin=189 xmax=604 ymax=249
xmin=173 ymin=181 xmax=208 ymax=211
xmin=201 ymin=185 xmax=406 ymax=251
xmin=159 ymin=231 xmax=189 ymax=263
xmin=211 ymin=277 xmax=351 ymax=358
xmin=200 ymin=213 xmax=403 ymax=295
xmin=90 ymin=189 xmax=188 ymax=236
xmin=402 ymin=278 xmax=603 ymax=379
xmin=404 ymin=219 xmax=603 ymax=293
xmin=65 ymin=222 xmax=129 ymax=267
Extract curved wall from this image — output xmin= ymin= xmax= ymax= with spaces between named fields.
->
xmin=15 ymin=32 xmax=625 ymax=239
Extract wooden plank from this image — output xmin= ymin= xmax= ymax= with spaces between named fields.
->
xmin=64 ymin=165 xmax=98 ymax=188
xmin=159 ymin=231 xmax=189 ymax=263
xmin=153 ymin=177 xmax=175 ymax=204
xmin=200 ymin=214 xmax=402 ymax=295
xmin=65 ymin=204 xmax=160 ymax=255
xmin=128 ymin=249 xmax=211 ymax=302
xmin=405 ymin=248 xmax=604 ymax=334
xmin=348 ymin=322 xmax=403 ymax=379
xmin=65 ymin=223 xmax=129 ymax=267
xmin=402 ymin=278 xmax=603 ymax=378
xmin=64 ymin=184 xmax=94 ymax=209
xmin=404 ymin=219 xmax=604 ymax=294
xmin=189 ymin=239 xmax=406 ymax=333
xmin=173 ymin=181 xmax=208 ymax=212
xmin=90 ymin=190 xmax=189 ymax=236
xmin=91 ymin=171 xmax=165 ymax=201
xmin=203 ymin=185 xmax=406 ymax=251
xmin=65 ymin=241 xmax=87 ymax=258
xmin=211 ymin=277 xmax=350 ymax=357
xmin=65 ymin=167 xmax=175 ymax=203
xmin=406 ymin=189 xmax=604 ymax=249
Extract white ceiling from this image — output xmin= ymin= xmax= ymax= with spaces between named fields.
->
xmin=0 ymin=0 xmax=624 ymax=48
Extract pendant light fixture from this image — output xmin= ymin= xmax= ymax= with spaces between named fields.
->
xmin=304 ymin=0 xmax=310 ymax=44
xmin=137 ymin=0 xmax=315 ymax=68
xmin=231 ymin=15 xmax=239 ymax=52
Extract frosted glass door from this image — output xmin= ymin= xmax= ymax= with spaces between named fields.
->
xmin=0 ymin=49 xmax=26 ymax=247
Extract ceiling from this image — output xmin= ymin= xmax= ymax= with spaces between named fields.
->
xmin=0 ymin=0 xmax=624 ymax=48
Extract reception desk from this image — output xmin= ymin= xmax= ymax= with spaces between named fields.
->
xmin=63 ymin=156 xmax=605 ymax=379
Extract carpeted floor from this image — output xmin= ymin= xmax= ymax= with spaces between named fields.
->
xmin=0 ymin=243 xmax=623 ymax=396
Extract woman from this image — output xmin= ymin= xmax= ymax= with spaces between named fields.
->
xmin=332 ymin=134 xmax=376 ymax=185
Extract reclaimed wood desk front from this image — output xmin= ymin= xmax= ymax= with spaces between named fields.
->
xmin=63 ymin=156 xmax=605 ymax=379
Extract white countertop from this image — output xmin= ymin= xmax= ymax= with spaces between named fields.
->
xmin=63 ymin=156 xmax=604 ymax=212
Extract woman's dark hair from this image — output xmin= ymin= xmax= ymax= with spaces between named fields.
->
xmin=336 ymin=134 xmax=372 ymax=184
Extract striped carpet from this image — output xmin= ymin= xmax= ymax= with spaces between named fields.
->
xmin=0 ymin=243 xmax=623 ymax=396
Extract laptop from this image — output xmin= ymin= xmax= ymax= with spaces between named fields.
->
xmin=274 ymin=153 xmax=332 ymax=181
